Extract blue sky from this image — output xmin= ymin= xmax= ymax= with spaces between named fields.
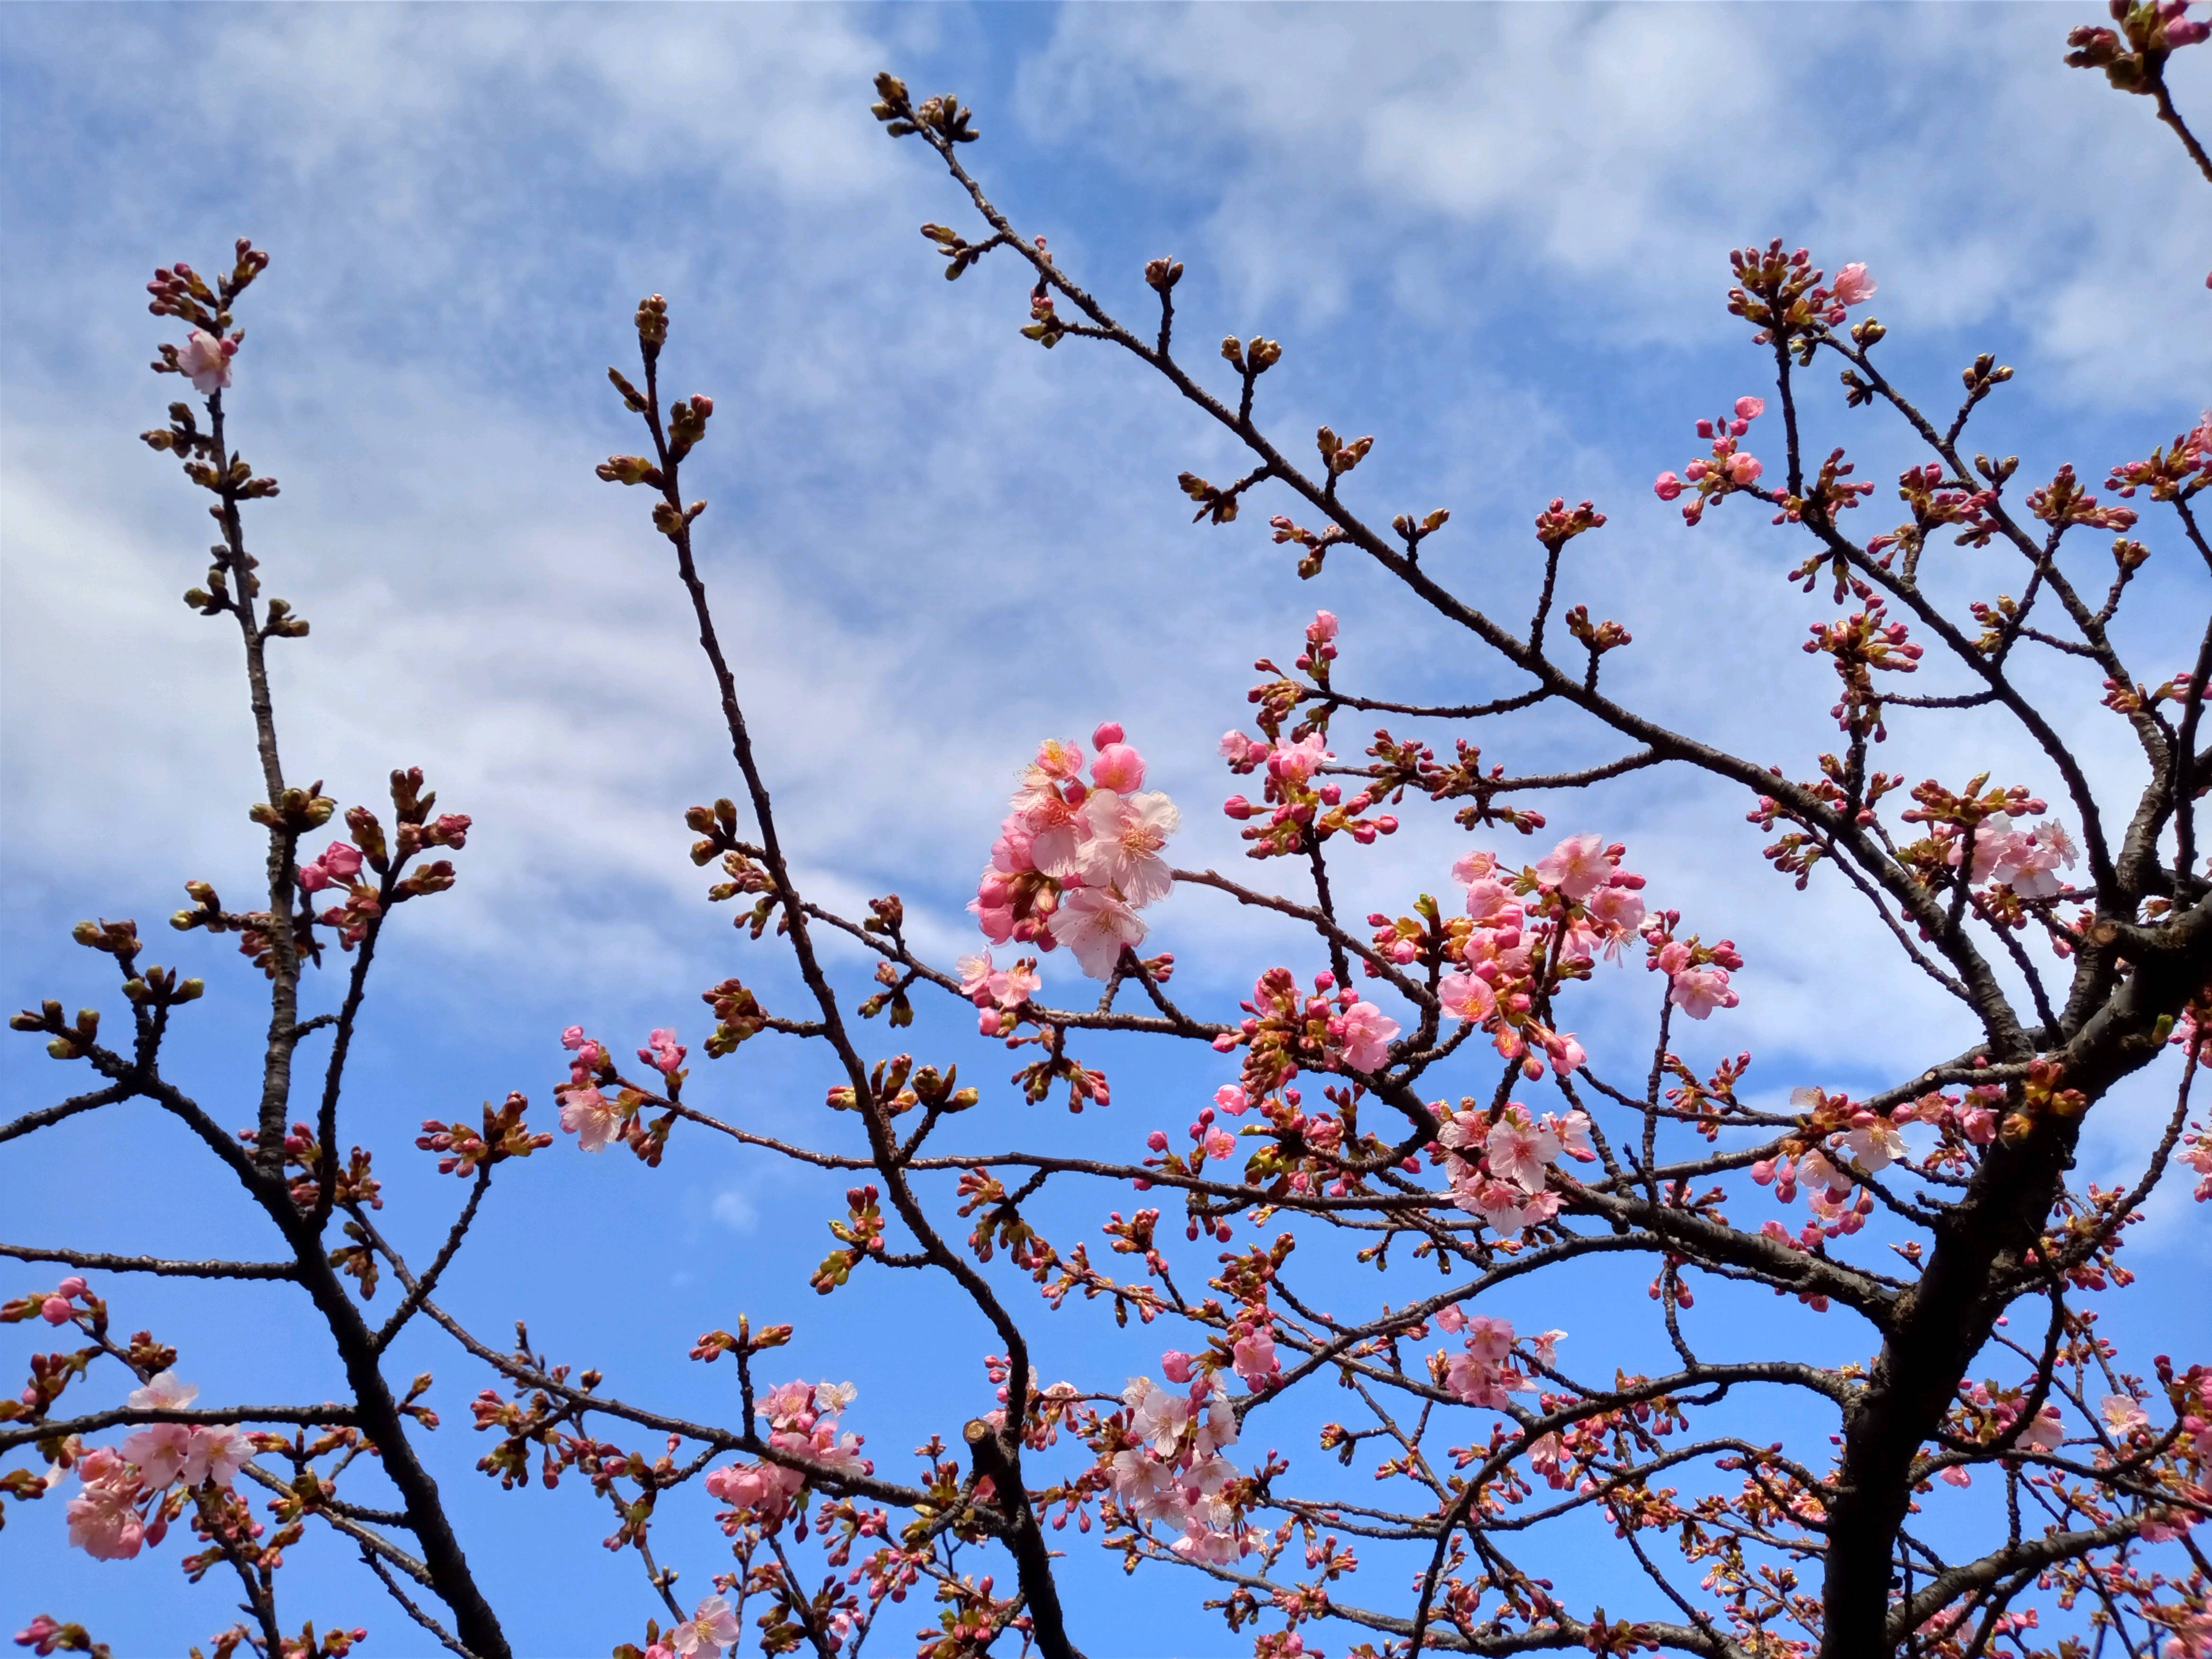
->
xmin=4 ymin=4 xmax=2209 ymax=1654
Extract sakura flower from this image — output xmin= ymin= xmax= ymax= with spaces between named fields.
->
xmin=1829 ymin=263 xmax=1876 ymax=307
xmin=2101 ymin=1393 xmax=2150 ymax=1435
xmin=1463 ymin=880 xmax=1520 ymax=926
xmin=1841 ymin=1116 xmax=1908 ymax=1174
xmin=1075 ymin=788 xmax=1180 ymax=905
xmin=1213 ymin=1084 xmax=1249 ymax=1116
xmin=1020 ymin=787 xmax=1087 ymax=878
xmin=1727 ymin=453 xmax=1764 ymax=487
xmin=1049 ymin=885 xmax=1147 ymax=979
xmin=1528 ymin=1432 xmax=1568 ymax=1486
xmin=558 ymin=1085 xmax=622 ymax=1152
xmin=1451 ymin=848 xmax=1499 ymax=886
xmin=1668 ymin=966 xmax=1738 ymax=1020
xmin=670 ymin=1596 xmax=740 ymax=1659
xmin=1231 ymin=1327 xmax=1279 ymax=1389
xmin=1534 ymin=833 xmax=1616 ymax=901
xmin=1194 ymin=1390 xmax=1238 ymax=1454
xmin=1438 ymin=971 xmax=1497 ymax=1024
xmin=1267 ymin=733 xmax=1333 ymax=787
xmin=1485 ymin=1105 xmax=1558 ymax=1194
xmin=1463 ymin=1314 xmax=1516 ymax=1365
xmin=957 ymin=950 xmax=996 ymax=1000
xmin=1734 ymin=395 xmax=1767 ymax=420
xmin=120 ymin=1421 xmax=195 ymax=1488
xmin=1331 ymin=1001 xmax=1400 ymax=1072
xmin=1544 ymin=1110 xmax=1596 ymax=1164
xmin=1586 ymin=884 xmax=1646 ymax=947
xmin=1530 ymin=1329 xmax=1566 ymax=1366
xmin=1653 ymin=471 xmax=1685 ymax=501
xmin=1124 ymin=1377 xmax=1191 ymax=1454
xmin=65 ymin=1448 xmax=144 ymax=1560
xmin=188 ymin=1423 xmax=249 ymax=1489
xmin=2017 ymin=1403 xmax=2066 ymax=1453
xmin=176 ymin=328 xmax=234 ymax=395
xmin=1090 ymin=742 xmax=1147 ymax=794
xmin=638 ymin=1028 xmax=686 ymax=1074
xmin=129 ymin=1370 xmax=197 ymax=1414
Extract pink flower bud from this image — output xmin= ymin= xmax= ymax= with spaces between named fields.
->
xmin=1091 ymin=722 xmax=1125 ymax=749
xmin=1685 ymin=459 xmax=1709 ymax=482
xmin=1161 ymin=1349 xmax=1195 ymax=1383
xmin=1734 ymin=396 xmax=1766 ymax=420
xmin=296 ymin=861 xmax=332 ymax=893
xmin=1146 ymin=1129 xmax=1169 ymax=1152
xmin=1728 ymin=453 xmax=1763 ymax=486
xmin=40 ymin=1296 xmax=72 ymax=1324
xmin=1653 ymin=472 xmax=1684 ymax=501
xmin=57 ymin=1276 xmax=86 ymax=1297
xmin=1223 ymin=794 xmax=1254 ymax=820
xmin=1695 ymin=419 xmax=1715 ymax=438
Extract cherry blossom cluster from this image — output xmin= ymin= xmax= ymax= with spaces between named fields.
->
xmin=1215 ymin=965 xmax=1402 ymax=1089
xmin=1103 ymin=1367 xmax=1262 ymax=1565
xmin=1653 ymin=396 xmax=1769 ymax=525
xmin=59 ymin=1373 xmax=251 ymax=1561
xmin=1433 ymin=1102 xmax=1596 ymax=1239
xmin=1220 ymin=617 xmax=1403 ymax=857
xmin=702 ymin=1380 xmax=871 ymax=1527
xmin=972 ymin=724 xmax=1181 ymax=980
xmin=1431 ymin=1310 xmax=1562 ymax=1410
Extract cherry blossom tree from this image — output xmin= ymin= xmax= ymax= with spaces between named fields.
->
xmin=8 ymin=9 xmax=2212 ymax=1659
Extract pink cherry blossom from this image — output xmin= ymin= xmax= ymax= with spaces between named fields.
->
xmin=1332 ymin=1001 xmax=1400 ymax=1072
xmin=1669 ymin=966 xmax=1738 ymax=1019
xmin=1231 ymin=1327 xmax=1279 ymax=1389
xmin=1267 ymin=733 xmax=1332 ymax=787
xmin=2017 ymin=1403 xmax=2066 ymax=1453
xmin=1090 ymin=742 xmax=1147 ymax=794
xmin=1033 ymin=738 xmax=1085 ymax=782
xmin=1653 ymin=471 xmax=1685 ymax=501
xmin=558 ymin=1086 xmax=622 ymax=1152
xmin=176 ymin=328 xmax=234 ymax=396
xmin=40 ymin=1296 xmax=71 ymax=1324
xmin=1734 ymin=395 xmax=1767 ymax=420
xmin=1438 ymin=971 xmax=1496 ymax=1025
xmin=121 ymin=1421 xmax=195 ymax=1487
xmin=637 ymin=1029 xmax=686 ymax=1074
xmin=1534 ymin=833 xmax=1616 ymax=901
xmin=1075 ymin=788 xmax=1180 ymax=905
xmin=1829 ymin=263 xmax=1876 ymax=306
xmin=1727 ymin=453 xmax=1764 ymax=486
xmin=2101 ymin=1393 xmax=2150 ymax=1434
xmin=65 ymin=1448 xmax=145 ymax=1560
xmin=1049 ymin=886 xmax=1148 ymax=979
xmin=670 ymin=1595 xmax=740 ymax=1658
xmin=1213 ymin=1084 xmax=1249 ymax=1115
xmin=1486 ymin=1105 xmax=1557 ymax=1193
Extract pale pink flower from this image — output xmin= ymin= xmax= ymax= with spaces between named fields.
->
xmin=1796 ymin=1150 xmax=1855 ymax=1197
xmin=1451 ymin=848 xmax=1499 ymax=886
xmin=558 ymin=1085 xmax=622 ymax=1152
xmin=1445 ymin=1350 xmax=1514 ymax=1408
xmin=1090 ymin=742 xmax=1147 ymax=794
xmin=1463 ymin=879 xmax=1520 ymax=926
xmin=638 ymin=1029 xmax=686 ymax=1074
xmin=1076 ymin=789 xmax=1180 ymax=905
xmin=1463 ymin=1314 xmax=1516 ymax=1365
xmin=1049 ymin=886 xmax=1148 ymax=979
xmin=1829 ymin=263 xmax=1876 ymax=307
xmin=1231 ymin=1328 xmax=1279 ymax=1389
xmin=1438 ymin=972 xmax=1496 ymax=1025
xmin=2101 ymin=1393 xmax=2150 ymax=1435
xmin=957 ymin=951 xmax=996 ymax=1001
xmin=1528 ymin=1431 xmax=1567 ymax=1486
xmin=2017 ymin=1403 xmax=2065 ymax=1453
xmin=65 ymin=1448 xmax=144 ymax=1560
xmin=121 ymin=1422 xmax=195 ymax=1488
xmin=1586 ymin=884 xmax=1646 ymax=946
xmin=1534 ymin=833 xmax=1615 ymax=901
xmin=1544 ymin=1030 xmax=1587 ymax=1077
xmin=1486 ymin=1106 xmax=1558 ymax=1194
xmin=1727 ymin=453 xmax=1763 ymax=487
xmin=176 ymin=328 xmax=234 ymax=396
xmin=1939 ymin=1464 xmax=1973 ymax=1487
xmin=129 ymin=1370 xmax=197 ymax=1413
xmin=1545 ymin=1110 xmax=1596 ymax=1164
xmin=670 ymin=1596 xmax=740 ymax=1659
xmin=1332 ymin=1001 xmax=1400 ymax=1072
xmin=1841 ymin=1118 xmax=1908 ymax=1174
xmin=1267 ymin=733 xmax=1332 ymax=788
xmin=188 ymin=1423 xmax=250 ymax=1489
xmin=1530 ymin=1329 xmax=1565 ymax=1366
xmin=1033 ymin=738 xmax=1085 ymax=781
xmin=1124 ymin=1377 xmax=1191 ymax=1453
xmin=1019 ymin=787 xmax=1087 ymax=878
xmin=1669 ymin=966 xmax=1738 ymax=1019
xmin=1195 ymin=1391 xmax=1238 ymax=1454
